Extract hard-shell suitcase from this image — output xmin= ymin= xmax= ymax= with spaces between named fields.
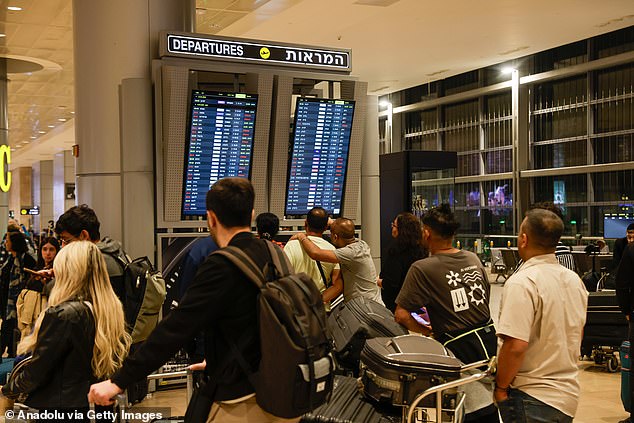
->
xmin=582 ymin=291 xmax=628 ymax=356
xmin=360 ymin=335 xmax=463 ymax=408
xmin=301 ymin=376 xmax=400 ymax=423
xmin=327 ymin=297 xmax=407 ymax=372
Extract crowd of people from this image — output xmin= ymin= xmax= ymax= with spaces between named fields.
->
xmin=0 ymin=177 xmax=600 ymax=423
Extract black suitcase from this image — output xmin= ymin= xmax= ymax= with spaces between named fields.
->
xmin=301 ymin=376 xmax=400 ymax=423
xmin=583 ymin=290 xmax=628 ymax=353
xmin=360 ymin=335 xmax=463 ymax=408
xmin=327 ymin=297 xmax=407 ymax=372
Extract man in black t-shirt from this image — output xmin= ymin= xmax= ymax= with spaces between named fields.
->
xmin=395 ymin=204 xmax=498 ymax=423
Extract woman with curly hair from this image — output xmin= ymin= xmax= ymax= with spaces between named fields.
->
xmin=379 ymin=212 xmax=427 ymax=312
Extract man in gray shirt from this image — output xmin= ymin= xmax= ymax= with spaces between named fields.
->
xmin=291 ymin=217 xmax=383 ymax=305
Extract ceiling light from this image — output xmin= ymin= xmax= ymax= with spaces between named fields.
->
xmin=58 ymin=118 xmax=67 ymax=122
xmin=70 ymin=111 xmax=75 ymax=114
xmin=7 ymin=6 xmax=22 ymax=11
xmin=0 ymin=34 xmax=5 ymax=38
xmin=501 ymin=67 xmax=516 ymax=74
xmin=38 ymin=130 xmax=46 ymax=134
xmin=30 ymin=136 xmax=36 ymax=139
xmin=47 ymin=125 xmax=55 ymax=128
xmin=379 ymin=100 xmax=392 ymax=108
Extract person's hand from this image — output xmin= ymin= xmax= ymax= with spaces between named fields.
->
xmin=376 ymin=277 xmax=383 ymax=288
xmin=627 ymin=315 xmax=630 ymax=321
xmin=289 ymin=233 xmax=303 ymax=242
xmin=327 ymin=218 xmax=334 ymax=228
xmin=88 ymin=380 xmax=122 ymax=406
xmin=494 ymin=386 xmax=509 ymax=403
xmin=188 ymin=360 xmax=206 ymax=371
xmin=35 ymin=269 xmax=54 ymax=280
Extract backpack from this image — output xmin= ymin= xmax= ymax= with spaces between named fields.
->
xmin=109 ymin=254 xmax=167 ymax=344
xmin=214 ymin=240 xmax=334 ymax=419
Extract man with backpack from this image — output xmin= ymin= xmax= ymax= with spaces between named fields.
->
xmin=54 ymin=204 xmax=165 ymax=404
xmin=89 ymin=177 xmax=332 ymax=422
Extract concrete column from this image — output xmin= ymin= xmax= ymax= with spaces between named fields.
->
xmin=362 ymin=95 xmax=381 ymax=272
xmin=9 ymin=167 xmax=32 ymax=228
xmin=53 ymin=150 xmax=76 ymax=221
xmin=32 ymin=160 xmax=54 ymax=235
xmin=73 ymin=0 xmax=189 ymax=258
xmin=0 ymin=60 xmax=8 ymax=236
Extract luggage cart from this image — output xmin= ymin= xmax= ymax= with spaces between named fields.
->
xmin=404 ymin=358 xmax=495 ymax=423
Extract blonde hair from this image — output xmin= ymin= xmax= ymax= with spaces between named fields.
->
xmin=18 ymin=241 xmax=131 ymax=379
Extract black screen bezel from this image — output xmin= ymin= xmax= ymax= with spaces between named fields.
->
xmin=284 ymin=97 xmax=355 ymax=219
xmin=181 ymin=90 xmax=259 ymax=219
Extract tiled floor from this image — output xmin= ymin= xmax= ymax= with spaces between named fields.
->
xmin=140 ymin=277 xmax=630 ymax=422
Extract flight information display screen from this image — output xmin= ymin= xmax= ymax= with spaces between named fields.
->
xmin=182 ymin=91 xmax=258 ymax=218
xmin=285 ymin=97 xmax=355 ymax=218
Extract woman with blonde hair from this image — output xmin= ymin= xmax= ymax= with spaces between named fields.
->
xmin=1 ymin=241 xmax=130 ymax=421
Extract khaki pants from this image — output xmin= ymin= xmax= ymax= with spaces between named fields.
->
xmin=206 ymin=396 xmax=301 ymax=423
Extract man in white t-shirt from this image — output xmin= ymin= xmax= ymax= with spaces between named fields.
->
xmin=495 ymin=208 xmax=588 ymax=422
xmin=290 ymin=217 xmax=383 ymax=305
xmin=284 ymin=207 xmax=342 ymax=307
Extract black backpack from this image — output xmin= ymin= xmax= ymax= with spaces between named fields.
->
xmin=214 ymin=241 xmax=334 ymax=419
xmin=108 ymin=254 xmax=167 ymax=344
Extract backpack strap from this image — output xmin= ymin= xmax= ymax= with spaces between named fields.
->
xmin=213 ymin=247 xmax=267 ymax=289
xmin=264 ymin=241 xmax=294 ymax=277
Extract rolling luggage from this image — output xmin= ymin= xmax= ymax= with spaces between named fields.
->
xmin=327 ymin=297 xmax=407 ymax=372
xmin=360 ymin=335 xmax=463 ymax=408
xmin=301 ymin=376 xmax=399 ymax=423
xmin=582 ymin=291 xmax=628 ymax=371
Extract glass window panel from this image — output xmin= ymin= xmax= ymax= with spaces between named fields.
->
xmin=482 ymin=208 xmax=513 ymax=235
xmin=484 ymin=119 xmax=512 ymax=149
xmin=483 ymin=180 xmax=513 ymax=210
xmin=454 ymin=183 xmax=480 ymax=208
xmin=592 ymin=171 xmax=634 ymax=202
xmin=593 ymin=135 xmax=634 ymax=164
xmin=533 ymin=109 xmax=587 ymax=142
xmin=532 ymin=175 xmax=587 ymax=204
xmin=596 ymin=26 xmax=634 ymax=59
xmin=484 ymin=149 xmax=512 ymax=174
xmin=560 ymin=206 xmax=589 ymax=237
xmin=593 ymin=98 xmax=634 ymax=133
xmin=455 ymin=210 xmax=481 ymax=234
xmin=533 ymin=141 xmax=587 ymax=168
xmin=457 ymin=154 xmax=480 ymax=177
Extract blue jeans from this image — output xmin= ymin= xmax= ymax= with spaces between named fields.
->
xmin=496 ymin=389 xmax=572 ymax=423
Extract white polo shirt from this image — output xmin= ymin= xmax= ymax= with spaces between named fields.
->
xmin=497 ymin=253 xmax=588 ymax=418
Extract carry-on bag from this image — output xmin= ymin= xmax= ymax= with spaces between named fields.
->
xmin=327 ymin=297 xmax=407 ymax=372
xmin=301 ymin=376 xmax=399 ymax=423
xmin=360 ymin=335 xmax=463 ymax=408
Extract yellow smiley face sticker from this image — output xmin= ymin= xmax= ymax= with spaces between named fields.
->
xmin=260 ymin=47 xmax=271 ymax=59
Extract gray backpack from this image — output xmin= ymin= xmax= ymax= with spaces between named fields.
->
xmin=214 ymin=241 xmax=333 ymax=418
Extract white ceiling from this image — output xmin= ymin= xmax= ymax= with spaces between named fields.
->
xmin=4 ymin=0 xmax=634 ymax=167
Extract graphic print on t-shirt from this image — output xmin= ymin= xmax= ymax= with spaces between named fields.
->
xmin=451 ymin=288 xmax=470 ymax=312
xmin=445 ymin=267 xmax=487 ymax=312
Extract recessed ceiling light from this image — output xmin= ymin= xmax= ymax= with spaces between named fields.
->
xmin=47 ymin=125 xmax=55 ymax=128
xmin=30 ymin=136 xmax=36 ymax=139
xmin=0 ymin=34 xmax=5 ymax=38
xmin=7 ymin=6 xmax=22 ymax=11
xmin=70 ymin=111 xmax=75 ymax=114
xmin=58 ymin=118 xmax=67 ymax=122
xmin=38 ymin=130 xmax=46 ymax=134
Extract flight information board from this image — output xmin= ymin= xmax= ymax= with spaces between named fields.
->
xmin=182 ymin=91 xmax=258 ymax=218
xmin=285 ymin=98 xmax=355 ymax=218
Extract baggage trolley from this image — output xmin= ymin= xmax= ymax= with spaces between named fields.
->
xmin=403 ymin=358 xmax=495 ymax=423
